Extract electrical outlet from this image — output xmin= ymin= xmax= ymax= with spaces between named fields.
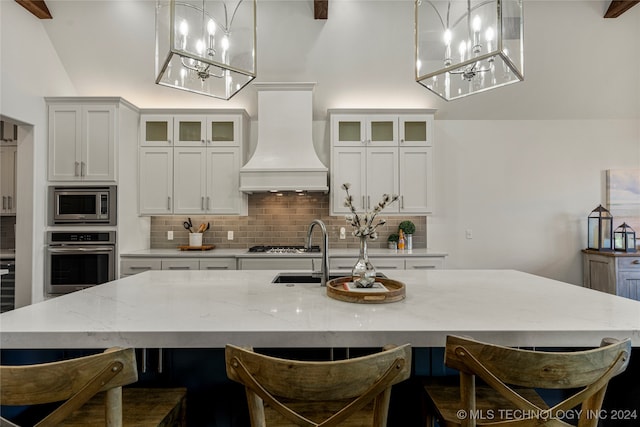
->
xmin=465 ymin=229 xmax=473 ymax=239
xmin=227 ymin=230 xmax=234 ymax=240
xmin=339 ymin=227 xmax=346 ymax=240
xmin=167 ymin=230 xmax=174 ymax=240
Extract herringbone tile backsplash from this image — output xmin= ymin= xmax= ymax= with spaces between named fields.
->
xmin=150 ymin=193 xmax=426 ymax=249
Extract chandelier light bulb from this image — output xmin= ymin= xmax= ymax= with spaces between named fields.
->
xmin=472 ymin=16 xmax=482 ymax=32
xmin=196 ymin=39 xmax=205 ymax=55
xmin=207 ymin=19 xmax=216 ymax=36
xmin=179 ymin=20 xmax=189 ymax=36
xmin=443 ymin=29 xmax=452 ymax=46
xmin=221 ymin=35 xmax=230 ymax=51
xmin=485 ymin=27 xmax=494 ymax=52
xmin=458 ymin=40 xmax=467 ymax=62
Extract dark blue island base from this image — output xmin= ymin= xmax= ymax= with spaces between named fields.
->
xmin=2 ymin=347 xmax=638 ymax=427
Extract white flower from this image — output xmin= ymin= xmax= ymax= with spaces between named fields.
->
xmin=341 ymin=183 xmax=398 ymax=241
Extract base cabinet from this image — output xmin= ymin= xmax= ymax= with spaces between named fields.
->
xmin=582 ymin=250 xmax=640 ymax=301
xmin=120 ymin=257 xmax=237 ymax=277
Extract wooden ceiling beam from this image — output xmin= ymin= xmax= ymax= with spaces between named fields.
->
xmin=15 ymin=0 xmax=52 ymax=19
xmin=604 ymin=0 xmax=639 ymax=18
xmin=314 ymin=0 xmax=328 ymax=20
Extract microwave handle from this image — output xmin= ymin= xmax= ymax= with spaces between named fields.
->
xmin=49 ymin=247 xmax=115 ymax=253
xmin=75 ymin=161 xmax=80 ymax=177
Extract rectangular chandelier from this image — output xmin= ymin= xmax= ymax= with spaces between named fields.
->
xmin=415 ymin=0 xmax=524 ymax=101
xmin=155 ymin=0 xmax=256 ymax=100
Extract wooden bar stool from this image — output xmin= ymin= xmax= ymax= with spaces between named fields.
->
xmin=226 ymin=344 xmax=412 ymax=427
xmin=1 ymin=347 xmax=187 ymax=427
xmin=423 ymin=335 xmax=631 ymax=427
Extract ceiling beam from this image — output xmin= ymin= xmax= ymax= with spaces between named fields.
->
xmin=15 ymin=0 xmax=52 ymax=19
xmin=604 ymin=0 xmax=639 ymax=18
xmin=314 ymin=0 xmax=328 ymax=20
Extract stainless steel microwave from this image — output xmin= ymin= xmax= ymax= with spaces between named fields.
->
xmin=48 ymin=186 xmax=116 ymax=225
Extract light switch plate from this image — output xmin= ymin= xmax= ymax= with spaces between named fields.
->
xmin=227 ymin=230 xmax=234 ymax=240
xmin=167 ymin=230 xmax=174 ymax=240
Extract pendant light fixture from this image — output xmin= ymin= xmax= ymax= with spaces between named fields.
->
xmin=155 ymin=0 xmax=256 ymax=100
xmin=415 ymin=0 xmax=524 ymax=101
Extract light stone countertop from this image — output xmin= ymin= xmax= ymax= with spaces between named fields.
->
xmin=1 ymin=269 xmax=639 ymax=349
xmin=121 ymin=248 xmax=448 ymax=258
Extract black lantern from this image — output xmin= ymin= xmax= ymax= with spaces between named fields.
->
xmin=614 ymin=223 xmax=637 ymax=253
xmin=587 ymin=205 xmax=613 ymax=251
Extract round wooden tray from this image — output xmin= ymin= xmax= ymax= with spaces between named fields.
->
xmin=326 ymin=277 xmax=406 ymax=304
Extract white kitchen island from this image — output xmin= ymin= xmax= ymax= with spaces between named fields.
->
xmin=2 ymin=269 xmax=639 ymax=349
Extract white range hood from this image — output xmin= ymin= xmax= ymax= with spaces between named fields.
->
xmin=239 ymin=82 xmax=328 ymax=193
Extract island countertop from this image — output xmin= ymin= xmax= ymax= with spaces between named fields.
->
xmin=1 ymin=269 xmax=639 ymax=349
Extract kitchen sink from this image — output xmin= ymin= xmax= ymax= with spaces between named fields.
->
xmin=271 ymin=272 xmax=387 ymax=284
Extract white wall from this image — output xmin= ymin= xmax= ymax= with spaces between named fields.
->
xmin=429 ymin=119 xmax=639 ymax=284
xmin=0 ymin=0 xmax=76 ymax=305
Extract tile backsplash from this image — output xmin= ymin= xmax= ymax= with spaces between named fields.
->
xmin=150 ymin=193 xmax=426 ymax=249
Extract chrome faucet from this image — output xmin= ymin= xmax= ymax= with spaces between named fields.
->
xmin=306 ymin=219 xmax=329 ymax=286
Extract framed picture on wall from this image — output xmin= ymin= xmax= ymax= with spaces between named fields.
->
xmin=606 ymin=169 xmax=640 ymax=240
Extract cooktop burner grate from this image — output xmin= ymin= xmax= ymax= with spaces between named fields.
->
xmin=248 ymin=245 xmax=321 ymax=254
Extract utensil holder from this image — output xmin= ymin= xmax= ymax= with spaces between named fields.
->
xmin=189 ymin=233 xmax=202 ymax=247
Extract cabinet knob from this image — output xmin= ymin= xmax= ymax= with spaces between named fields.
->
xmin=633 ymin=260 xmax=640 ymax=265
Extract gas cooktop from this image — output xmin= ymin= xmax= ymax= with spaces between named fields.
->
xmin=248 ymin=245 xmax=321 ymax=254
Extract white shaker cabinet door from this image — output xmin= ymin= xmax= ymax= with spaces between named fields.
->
xmin=399 ymin=147 xmax=432 ymax=214
xmin=48 ymin=104 xmax=82 ymax=181
xmin=82 ymin=104 xmax=116 ymax=181
xmin=139 ymin=147 xmax=174 ymax=214
xmin=206 ymin=147 xmax=243 ymax=214
xmin=331 ymin=147 xmax=366 ymax=214
xmin=366 ymin=147 xmax=399 ymax=213
xmin=173 ymin=148 xmax=207 ymax=214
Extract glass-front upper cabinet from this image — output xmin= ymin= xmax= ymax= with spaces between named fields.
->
xmin=331 ymin=114 xmax=397 ymax=147
xmin=206 ymin=115 xmax=241 ymax=146
xmin=174 ymin=115 xmax=207 ymax=146
xmin=399 ymin=115 xmax=434 ymax=147
xmin=140 ymin=115 xmax=174 ymax=146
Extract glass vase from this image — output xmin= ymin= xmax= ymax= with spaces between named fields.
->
xmin=352 ymin=236 xmax=377 ymax=288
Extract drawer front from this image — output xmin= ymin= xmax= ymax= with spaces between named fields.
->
xmin=200 ymin=258 xmax=237 ymax=270
xmin=405 ymin=258 xmax=444 ymax=270
xmin=121 ymin=259 xmax=162 ymax=276
xmin=330 ymin=257 xmax=404 ymax=271
xmin=239 ymin=258 xmax=313 ymax=270
xmin=161 ymin=259 xmax=200 ymax=270
xmin=619 ymin=257 xmax=640 ymax=270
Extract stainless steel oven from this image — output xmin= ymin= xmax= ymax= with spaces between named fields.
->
xmin=46 ymin=231 xmax=116 ymax=295
xmin=48 ymin=185 xmax=116 ymax=225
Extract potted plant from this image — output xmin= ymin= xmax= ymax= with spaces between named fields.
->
xmin=387 ymin=233 xmax=399 ymax=250
xmin=398 ymin=221 xmax=415 ymax=250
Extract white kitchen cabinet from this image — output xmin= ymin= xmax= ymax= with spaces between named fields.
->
xmin=161 ymin=259 xmax=200 ymax=270
xmin=140 ymin=115 xmax=174 ymax=146
xmin=139 ymin=109 xmax=248 ymax=216
xmin=238 ymin=258 xmax=314 ymax=270
xmin=48 ymin=102 xmax=116 ymax=181
xmin=120 ymin=258 xmax=162 ymax=276
xmin=399 ymin=115 xmax=434 ymax=147
xmin=399 ymin=147 xmax=433 ymax=214
xmin=0 ymin=146 xmax=17 ymax=215
xmin=331 ymin=114 xmax=397 ymax=147
xmin=329 ymin=109 xmax=436 ymax=215
xmin=139 ymin=147 xmax=174 ymax=215
xmin=330 ymin=257 xmax=405 ymax=272
xmin=405 ymin=258 xmax=444 ymax=270
xmin=582 ymin=250 xmax=640 ymax=301
xmin=200 ymin=258 xmax=237 ymax=270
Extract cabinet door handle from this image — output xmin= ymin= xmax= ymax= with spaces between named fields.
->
xmin=368 ymin=196 xmax=370 ymax=209
xmin=2 ymin=196 xmax=6 ymax=209
xmin=201 ymin=139 xmax=205 ymax=144
xmin=412 ymin=265 xmax=436 ymax=269
xmin=207 ymin=196 xmax=210 ymax=210
xmin=633 ymin=260 xmax=640 ymax=265
xmin=167 ymin=139 xmax=172 ymax=144
xmin=377 ymin=266 xmax=398 ymax=269
xmin=75 ymin=161 xmax=80 ymax=176
xmin=361 ymin=196 xmax=365 ymax=209
xmin=168 ymin=266 xmax=191 ymax=270
xmin=81 ymin=161 xmax=86 ymax=176
xmin=167 ymin=196 xmax=171 ymax=210
xmin=400 ymin=138 xmax=405 ymax=143
xmin=336 ymin=266 xmax=352 ymax=270
xmin=401 ymin=195 xmax=404 ymax=209
xmin=8 ymin=196 xmax=12 ymax=210
xmin=201 ymin=196 xmax=206 ymax=210
xmin=129 ymin=266 xmax=153 ymax=270
xmin=205 ymin=266 xmax=229 ymax=270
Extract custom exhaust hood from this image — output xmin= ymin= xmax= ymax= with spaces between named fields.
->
xmin=239 ymin=82 xmax=328 ymax=193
